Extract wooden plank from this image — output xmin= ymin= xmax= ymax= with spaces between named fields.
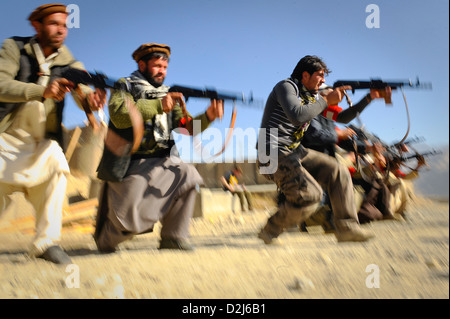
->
xmin=65 ymin=126 xmax=82 ymax=162
xmin=0 ymin=198 xmax=98 ymax=234
xmin=0 ymin=225 xmax=17 ymax=233
xmin=8 ymin=219 xmax=34 ymax=231
xmin=64 ymin=198 xmax=98 ymax=214
xmin=10 ymin=216 xmax=35 ymax=225
xmin=62 ymin=224 xmax=94 ymax=234
xmin=62 ymin=208 xmax=96 ymax=224
xmin=0 ymin=220 xmax=34 ymax=234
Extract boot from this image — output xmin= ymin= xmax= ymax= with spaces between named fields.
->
xmin=335 ymin=227 xmax=374 ymax=242
xmin=258 ymin=228 xmax=283 ymax=245
xmin=159 ymin=238 xmax=194 ymax=251
xmin=37 ymin=246 xmax=72 ymax=265
xmin=335 ymin=220 xmax=374 ymax=242
xmin=301 ymin=205 xmax=335 ymax=233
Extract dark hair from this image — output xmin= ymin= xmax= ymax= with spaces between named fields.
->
xmin=140 ymin=52 xmax=170 ymax=63
xmin=290 ymin=55 xmax=331 ymax=81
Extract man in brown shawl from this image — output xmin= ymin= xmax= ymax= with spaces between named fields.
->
xmin=94 ymin=43 xmax=223 ymax=252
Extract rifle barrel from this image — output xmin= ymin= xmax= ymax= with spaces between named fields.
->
xmin=169 ymin=84 xmax=246 ymax=102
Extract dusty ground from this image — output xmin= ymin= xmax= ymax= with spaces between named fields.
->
xmin=0 ymin=189 xmax=448 ymax=301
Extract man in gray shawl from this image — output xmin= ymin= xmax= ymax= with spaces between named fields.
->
xmin=94 ymin=43 xmax=223 ymax=252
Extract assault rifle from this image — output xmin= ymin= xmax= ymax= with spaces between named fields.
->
xmin=348 ymin=124 xmax=437 ymax=157
xmin=332 ymin=78 xmax=432 ymax=93
xmin=386 ymin=148 xmax=442 ymax=174
xmin=320 ymin=78 xmax=431 ymax=105
xmin=347 ymin=123 xmax=441 ymax=173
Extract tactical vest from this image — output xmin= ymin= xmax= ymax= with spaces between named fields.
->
xmin=0 ymin=36 xmax=75 ymax=147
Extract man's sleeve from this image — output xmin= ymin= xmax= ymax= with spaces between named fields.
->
xmin=336 ymin=95 xmax=371 ymax=124
xmin=108 ymin=79 xmax=164 ymax=129
xmin=172 ymin=105 xmax=211 ymax=134
xmin=0 ymin=38 xmax=45 ymax=103
xmin=274 ymin=80 xmax=328 ymax=126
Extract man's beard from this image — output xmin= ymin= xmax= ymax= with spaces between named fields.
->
xmin=143 ymin=69 xmax=164 ymax=88
xmin=40 ymin=30 xmax=64 ymax=50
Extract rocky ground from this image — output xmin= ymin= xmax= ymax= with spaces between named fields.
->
xmin=0 ymin=193 xmax=448 ymax=302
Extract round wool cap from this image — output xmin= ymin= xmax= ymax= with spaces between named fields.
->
xmin=132 ymin=43 xmax=171 ymax=62
xmin=28 ymin=3 xmax=67 ymax=22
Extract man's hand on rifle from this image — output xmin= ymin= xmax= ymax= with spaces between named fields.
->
xmin=86 ymin=88 xmax=107 ymax=111
xmin=369 ymin=87 xmax=392 ymax=101
xmin=43 ymin=78 xmax=74 ymax=101
xmin=337 ymin=127 xmax=356 ymax=141
xmin=206 ymin=99 xmax=224 ymax=122
xmin=322 ymin=85 xmax=352 ymax=105
xmin=398 ymin=143 xmax=410 ymax=153
xmin=162 ymin=92 xmax=185 ymax=113
xmin=415 ymin=154 xmax=429 ymax=169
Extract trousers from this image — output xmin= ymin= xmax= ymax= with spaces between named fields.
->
xmin=94 ymin=183 xmax=198 ymax=251
xmin=260 ymin=147 xmax=360 ymax=237
xmin=0 ymin=101 xmax=69 ymax=256
xmin=231 ymin=189 xmax=254 ymax=211
xmin=94 ymin=157 xmax=202 ymax=251
xmin=0 ymin=172 xmax=67 ymax=256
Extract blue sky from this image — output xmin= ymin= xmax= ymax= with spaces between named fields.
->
xmin=1 ymin=0 xmax=448 ymax=161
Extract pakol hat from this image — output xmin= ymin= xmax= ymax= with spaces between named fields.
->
xmin=132 ymin=43 xmax=171 ymax=62
xmin=28 ymin=3 xmax=67 ymax=22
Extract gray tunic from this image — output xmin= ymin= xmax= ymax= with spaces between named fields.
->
xmin=257 ymin=79 xmax=328 ymax=157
